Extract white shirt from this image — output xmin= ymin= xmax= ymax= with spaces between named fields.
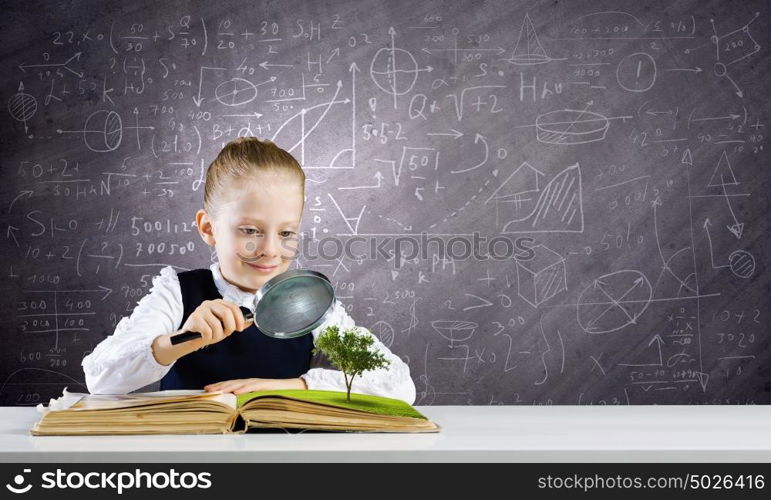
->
xmin=81 ymin=263 xmax=416 ymax=404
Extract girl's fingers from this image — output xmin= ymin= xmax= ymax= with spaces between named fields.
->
xmin=220 ymin=381 xmax=251 ymax=393
xmin=192 ymin=318 xmax=213 ymax=342
xmin=219 ymin=300 xmax=246 ymax=331
xmin=204 ymin=379 xmax=265 ymax=393
xmin=205 ymin=379 xmax=242 ymax=391
xmin=208 ymin=304 xmax=233 ymax=337
xmin=212 ymin=302 xmax=236 ymax=335
xmin=233 ymin=383 xmax=257 ymax=395
xmin=198 ymin=313 xmax=219 ymax=343
xmin=227 ymin=381 xmax=257 ymax=394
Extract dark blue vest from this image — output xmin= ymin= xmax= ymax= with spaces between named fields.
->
xmin=159 ymin=268 xmax=314 ymax=390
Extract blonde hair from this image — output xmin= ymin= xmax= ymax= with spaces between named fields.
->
xmin=203 ymin=137 xmax=305 ymax=217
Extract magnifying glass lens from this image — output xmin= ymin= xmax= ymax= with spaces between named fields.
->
xmin=254 ymin=275 xmax=335 ymax=338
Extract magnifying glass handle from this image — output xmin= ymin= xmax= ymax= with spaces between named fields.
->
xmin=169 ymin=330 xmax=202 ymax=345
xmin=169 ymin=309 xmax=254 ymax=346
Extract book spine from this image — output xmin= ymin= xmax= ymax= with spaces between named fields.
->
xmin=229 ymin=410 xmax=248 ymax=434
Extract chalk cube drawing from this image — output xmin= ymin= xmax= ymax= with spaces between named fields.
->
xmin=516 ymin=244 xmax=567 ymax=307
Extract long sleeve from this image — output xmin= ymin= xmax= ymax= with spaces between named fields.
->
xmin=299 ymin=300 xmax=417 ymax=405
xmin=81 ymin=266 xmax=183 ymax=394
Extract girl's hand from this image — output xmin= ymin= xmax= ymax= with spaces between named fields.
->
xmin=181 ymin=299 xmax=248 ymax=348
xmin=204 ymin=377 xmax=307 ymax=394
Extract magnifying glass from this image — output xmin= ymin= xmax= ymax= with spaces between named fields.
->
xmin=169 ymin=269 xmax=335 ymax=345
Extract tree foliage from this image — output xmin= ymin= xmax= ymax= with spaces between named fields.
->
xmin=314 ymin=325 xmax=391 ymax=401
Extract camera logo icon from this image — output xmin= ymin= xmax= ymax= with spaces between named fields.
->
xmin=5 ymin=469 xmax=32 ymax=494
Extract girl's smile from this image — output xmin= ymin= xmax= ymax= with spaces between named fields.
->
xmin=241 ymin=258 xmax=280 ymax=274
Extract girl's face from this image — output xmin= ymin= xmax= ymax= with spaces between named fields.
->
xmin=196 ymin=173 xmax=304 ymax=294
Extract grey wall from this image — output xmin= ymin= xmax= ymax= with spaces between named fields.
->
xmin=1 ymin=0 xmax=769 ymax=406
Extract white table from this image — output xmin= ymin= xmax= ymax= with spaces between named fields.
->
xmin=2 ymin=405 xmax=770 ymax=462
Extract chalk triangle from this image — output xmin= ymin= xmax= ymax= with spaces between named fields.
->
xmin=727 ymin=223 xmax=744 ymax=239
xmin=681 ymin=148 xmax=693 ymax=165
xmin=707 ymin=150 xmax=738 ymax=187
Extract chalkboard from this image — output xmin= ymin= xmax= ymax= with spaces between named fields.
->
xmin=2 ymin=0 xmax=769 ymax=406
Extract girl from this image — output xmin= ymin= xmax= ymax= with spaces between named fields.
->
xmin=81 ymin=137 xmax=416 ymax=404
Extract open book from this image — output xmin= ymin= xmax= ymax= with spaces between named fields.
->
xmin=30 ymin=387 xmax=440 ymax=435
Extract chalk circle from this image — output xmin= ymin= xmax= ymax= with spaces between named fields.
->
xmin=84 ymin=110 xmax=122 ymax=152
xmin=8 ymin=92 xmax=37 ymax=122
xmin=431 ymin=320 xmax=477 ymax=344
xmin=729 ymin=250 xmax=755 ymax=279
xmin=509 ymin=53 xmax=551 ymax=65
xmin=616 ymin=52 xmax=657 ymax=93
xmin=370 ymin=46 xmax=419 ymax=96
xmin=370 ymin=320 xmax=395 ymax=348
xmin=577 ymin=270 xmax=652 ymax=334
xmin=245 ymin=241 xmax=257 ymax=252
xmin=215 ymin=78 xmax=258 ymax=107
xmin=536 ymin=109 xmax=609 ymax=145
xmin=714 ymin=62 xmax=727 ymax=77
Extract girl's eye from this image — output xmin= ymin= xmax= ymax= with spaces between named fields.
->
xmin=240 ymin=228 xmax=294 ymax=237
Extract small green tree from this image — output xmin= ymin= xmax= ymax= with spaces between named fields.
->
xmin=314 ymin=325 xmax=391 ymax=402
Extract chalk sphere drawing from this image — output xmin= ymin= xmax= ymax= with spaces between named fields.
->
xmin=729 ymin=250 xmax=755 ymax=279
xmin=8 ymin=92 xmax=37 ymax=122
xmin=577 ymin=270 xmax=653 ymax=334
xmin=370 ymin=320 xmax=395 ymax=348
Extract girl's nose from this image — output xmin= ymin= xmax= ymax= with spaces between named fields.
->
xmin=255 ymin=233 xmax=280 ymax=257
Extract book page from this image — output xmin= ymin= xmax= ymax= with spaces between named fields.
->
xmin=237 ymin=389 xmax=429 ymax=419
xmin=35 ymin=387 xmax=86 ymax=415
xmin=37 ymin=387 xmax=237 ymax=413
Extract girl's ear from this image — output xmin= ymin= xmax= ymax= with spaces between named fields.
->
xmin=195 ymin=209 xmax=216 ymax=247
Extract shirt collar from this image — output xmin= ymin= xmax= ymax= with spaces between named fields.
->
xmin=209 ymin=262 xmax=256 ymax=311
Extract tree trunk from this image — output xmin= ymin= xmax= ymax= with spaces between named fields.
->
xmin=346 ymin=375 xmax=356 ymax=401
